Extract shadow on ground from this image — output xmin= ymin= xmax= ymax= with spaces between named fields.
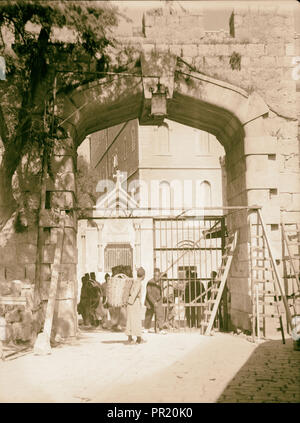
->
xmin=217 ymin=338 xmax=300 ymax=403
xmin=101 ymin=340 xmax=128 ymax=344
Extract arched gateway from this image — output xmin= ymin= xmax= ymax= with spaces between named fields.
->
xmin=1 ymin=3 xmax=299 ymax=343
xmin=50 ymin=58 xmax=279 ymax=338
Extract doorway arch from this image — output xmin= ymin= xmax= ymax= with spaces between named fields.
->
xmin=51 ymin=60 xmax=275 ymax=337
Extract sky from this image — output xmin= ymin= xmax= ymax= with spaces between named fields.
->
xmin=113 ymin=0 xmax=300 ymax=32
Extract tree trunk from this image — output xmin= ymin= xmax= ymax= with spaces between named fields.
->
xmin=0 ymin=162 xmax=16 ymax=230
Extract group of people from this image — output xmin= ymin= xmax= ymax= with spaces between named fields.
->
xmin=77 ymin=267 xmax=221 ymax=345
xmin=77 ymin=267 xmax=171 ymax=344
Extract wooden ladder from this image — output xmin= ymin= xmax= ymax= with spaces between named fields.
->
xmin=281 ymin=222 xmax=300 ymax=315
xmin=201 ymin=231 xmax=238 ymax=336
xmin=250 ymin=210 xmax=293 ymax=344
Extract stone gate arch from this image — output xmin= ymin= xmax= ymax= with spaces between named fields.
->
xmin=49 ymin=59 xmax=276 ymax=338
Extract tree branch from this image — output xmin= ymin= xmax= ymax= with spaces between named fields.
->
xmin=0 ymin=104 xmax=8 ymax=145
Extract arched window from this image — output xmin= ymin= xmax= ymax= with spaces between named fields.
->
xmin=159 ymin=181 xmax=171 ymax=213
xmin=131 ymin=126 xmax=136 ymax=152
xmin=156 ymin=123 xmax=170 ymax=155
xmin=198 ymin=181 xmax=212 ymax=207
xmin=195 ymin=129 xmax=210 ymax=155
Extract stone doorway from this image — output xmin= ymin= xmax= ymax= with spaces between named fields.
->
xmin=51 ymin=60 xmax=279 ymax=339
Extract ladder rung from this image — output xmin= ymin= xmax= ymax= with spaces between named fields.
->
xmin=257 ymin=314 xmax=281 ymax=318
xmin=252 ymin=247 xmax=267 ymax=252
xmin=250 ymin=313 xmax=280 ymax=318
xmin=282 ymin=256 xmax=299 ymax=260
xmin=256 ymin=291 xmax=277 ymax=296
xmin=253 ymin=279 xmax=273 ymax=283
xmin=284 ymin=228 xmax=300 ymax=235
xmin=256 ymin=327 xmax=283 ymax=332
xmin=251 ymin=256 xmax=271 ymax=260
xmin=286 ymin=242 xmax=300 ymax=246
xmin=252 ymin=266 xmax=272 ymax=271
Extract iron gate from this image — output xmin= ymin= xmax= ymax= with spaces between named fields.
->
xmin=104 ymin=243 xmax=133 ymax=273
xmin=153 ymin=215 xmax=227 ymax=332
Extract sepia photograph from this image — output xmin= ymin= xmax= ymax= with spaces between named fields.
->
xmin=0 ymin=0 xmax=299 ymax=409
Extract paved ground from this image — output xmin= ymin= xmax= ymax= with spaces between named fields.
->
xmin=218 ymin=337 xmax=300 ymax=403
xmin=0 ymin=329 xmax=299 ymax=403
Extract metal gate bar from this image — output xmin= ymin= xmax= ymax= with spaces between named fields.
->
xmin=153 ymin=214 xmax=226 ymax=332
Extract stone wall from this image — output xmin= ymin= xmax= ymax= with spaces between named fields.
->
xmin=39 ymin=133 xmax=78 ymax=339
xmin=0 ymin=280 xmax=34 ymax=343
xmin=115 ymin=3 xmax=299 ymax=334
xmin=0 ymin=131 xmax=78 ymax=342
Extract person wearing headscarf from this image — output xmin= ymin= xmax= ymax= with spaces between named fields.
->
xmin=125 ymin=267 xmax=146 ymax=344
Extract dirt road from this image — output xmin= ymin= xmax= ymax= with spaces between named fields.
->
xmin=0 ymin=330 xmax=299 ymax=403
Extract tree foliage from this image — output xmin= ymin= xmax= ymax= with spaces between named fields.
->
xmin=0 ymin=0 xmax=134 ymax=228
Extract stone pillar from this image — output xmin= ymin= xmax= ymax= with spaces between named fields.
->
xmin=0 ymin=144 xmax=42 ymax=343
xmin=224 ymin=135 xmax=251 ymax=332
xmin=81 ymin=233 xmax=87 ymax=276
xmin=39 ymin=133 xmax=78 ymax=339
xmin=134 ymin=223 xmax=141 ymax=270
xmin=97 ymin=223 xmax=104 ymax=272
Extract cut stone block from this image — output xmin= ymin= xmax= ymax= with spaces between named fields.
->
xmin=5 ymin=265 xmax=26 ymax=281
xmin=51 ymin=192 xmax=75 ymax=210
xmin=11 ymin=322 xmax=32 ymax=341
xmin=16 ymin=243 xmax=37 ymax=264
xmin=0 ymin=244 xmax=17 ymax=264
xmin=42 ymin=244 xmax=56 ymax=264
xmin=5 ymin=309 xmax=21 ymax=323
xmin=244 ymin=136 xmax=277 ymax=155
xmin=40 ymin=264 xmax=51 ymax=281
xmin=51 ymin=155 xmax=75 ymax=174
xmin=39 ymin=209 xmax=76 ymax=229
xmin=0 ymin=282 xmax=12 ymax=296
xmin=25 ymin=264 xmax=36 ymax=282
xmin=56 ymin=280 xmax=75 ymax=300
xmin=52 ymin=298 xmax=77 ymax=338
xmin=46 ymin=172 xmax=76 ymax=192
xmin=279 ymin=173 xmax=300 ymax=193
xmin=20 ymin=310 xmax=33 ymax=325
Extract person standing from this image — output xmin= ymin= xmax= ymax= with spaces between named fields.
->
xmin=144 ymin=268 xmax=167 ymax=334
xmin=184 ymin=271 xmax=204 ymax=329
xmin=100 ymin=273 xmax=110 ymax=328
xmin=126 ymin=267 xmax=146 ymax=344
xmin=77 ymin=275 xmax=91 ymax=326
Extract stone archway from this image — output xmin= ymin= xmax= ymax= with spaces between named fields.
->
xmin=49 ymin=57 xmax=277 ymax=338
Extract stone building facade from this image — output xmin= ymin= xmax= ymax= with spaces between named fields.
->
xmin=77 ymin=120 xmax=225 ymax=292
